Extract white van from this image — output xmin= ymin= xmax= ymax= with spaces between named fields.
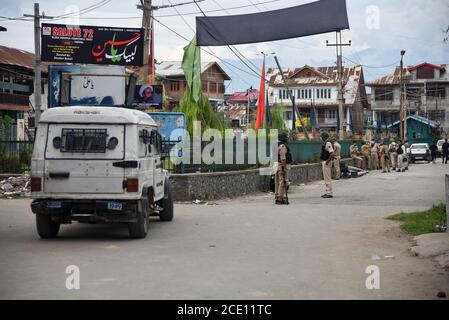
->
xmin=30 ymin=106 xmax=173 ymax=239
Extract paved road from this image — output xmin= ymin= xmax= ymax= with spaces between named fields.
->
xmin=0 ymin=163 xmax=448 ymax=299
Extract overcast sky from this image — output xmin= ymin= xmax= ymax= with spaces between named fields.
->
xmin=1 ymin=0 xmax=448 ymax=93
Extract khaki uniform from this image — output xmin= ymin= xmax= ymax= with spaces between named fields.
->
xmin=332 ymin=142 xmax=342 ymax=180
xmin=350 ymin=144 xmax=363 ymax=168
xmin=322 ymin=141 xmax=334 ymax=196
xmin=361 ymin=144 xmax=371 ymax=170
xmin=380 ymin=144 xmax=390 ymax=172
xmin=371 ymin=143 xmax=379 ymax=170
xmin=275 ymin=144 xmax=288 ymax=201
xmin=388 ymin=143 xmax=398 ymax=170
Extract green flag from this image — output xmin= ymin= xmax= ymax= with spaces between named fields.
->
xmin=181 ymin=37 xmax=201 ymax=103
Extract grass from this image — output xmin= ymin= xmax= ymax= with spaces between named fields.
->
xmin=388 ymin=204 xmax=447 ymax=236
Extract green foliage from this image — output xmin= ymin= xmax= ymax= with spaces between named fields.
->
xmin=177 ymin=88 xmax=228 ymax=134
xmin=388 ymin=204 xmax=447 ymax=235
xmin=269 ymin=106 xmax=286 ymax=131
xmin=0 ymin=115 xmax=15 ymax=140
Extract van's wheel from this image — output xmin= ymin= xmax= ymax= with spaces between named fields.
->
xmin=36 ymin=214 xmax=60 ymax=239
xmin=159 ymin=179 xmax=174 ymax=222
xmin=128 ymin=199 xmax=150 ymax=239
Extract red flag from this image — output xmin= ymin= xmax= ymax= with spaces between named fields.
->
xmin=255 ymin=61 xmax=265 ymax=130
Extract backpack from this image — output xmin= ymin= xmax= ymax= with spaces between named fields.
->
xmin=278 ymin=144 xmax=293 ymax=164
xmin=397 ymin=144 xmax=404 ymax=155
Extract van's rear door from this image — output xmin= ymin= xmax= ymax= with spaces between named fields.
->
xmin=44 ymin=124 xmax=125 ymax=194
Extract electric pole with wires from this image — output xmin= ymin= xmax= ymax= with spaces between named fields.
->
xmin=23 ymin=3 xmax=53 ymax=125
xmin=326 ymin=32 xmax=351 ymax=140
xmin=138 ymin=0 xmax=205 ymax=84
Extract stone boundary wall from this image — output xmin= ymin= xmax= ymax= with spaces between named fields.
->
xmin=170 ymin=159 xmax=355 ymax=201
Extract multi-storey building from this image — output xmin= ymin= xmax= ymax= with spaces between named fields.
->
xmin=266 ymin=64 xmax=368 ymax=133
xmin=155 ymin=61 xmax=231 ymax=110
xmin=367 ymin=62 xmax=449 ymax=132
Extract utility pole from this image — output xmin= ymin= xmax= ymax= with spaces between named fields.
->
xmin=326 ymin=32 xmax=351 ymax=140
xmin=138 ymin=0 xmax=205 ymax=84
xmin=274 ymin=56 xmax=309 ymax=140
xmin=24 ymin=3 xmax=53 ymax=125
xmin=399 ymin=50 xmax=406 ymax=142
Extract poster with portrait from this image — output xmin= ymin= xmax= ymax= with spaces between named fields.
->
xmin=133 ymin=84 xmax=163 ymax=109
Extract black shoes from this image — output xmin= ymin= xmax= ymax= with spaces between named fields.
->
xmin=275 ymin=199 xmax=289 ymax=205
xmin=321 ymin=194 xmax=333 ymax=198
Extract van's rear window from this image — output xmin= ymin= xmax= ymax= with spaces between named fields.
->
xmin=61 ymin=128 xmax=107 ymax=153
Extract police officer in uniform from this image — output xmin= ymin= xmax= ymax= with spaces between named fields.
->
xmin=361 ymin=141 xmax=371 ymax=171
xmin=350 ymin=141 xmax=363 ymax=169
xmin=320 ymin=132 xmax=334 ymax=198
xmin=380 ymin=139 xmax=391 ymax=173
xmin=332 ymin=138 xmax=342 ymax=180
xmin=275 ymin=132 xmax=290 ymax=205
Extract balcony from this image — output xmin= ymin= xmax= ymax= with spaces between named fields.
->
xmin=0 ymin=92 xmax=29 ymax=106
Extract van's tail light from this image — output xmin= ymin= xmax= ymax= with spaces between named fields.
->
xmin=31 ymin=177 xmax=42 ymax=192
xmin=123 ymin=178 xmax=139 ymax=192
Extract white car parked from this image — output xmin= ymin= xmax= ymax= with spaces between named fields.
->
xmin=409 ymin=143 xmax=431 ymax=163
xmin=30 ymin=106 xmax=174 ymax=239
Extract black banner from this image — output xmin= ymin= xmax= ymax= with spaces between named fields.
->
xmin=196 ymin=0 xmax=349 ymax=46
xmin=41 ymin=23 xmax=144 ymax=66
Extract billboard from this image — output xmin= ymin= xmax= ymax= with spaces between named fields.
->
xmin=41 ymin=23 xmax=144 ymax=66
xmin=48 ymin=65 xmax=126 ymax=108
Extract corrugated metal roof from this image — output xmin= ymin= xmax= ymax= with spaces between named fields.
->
xmin=0 ymin=45 xmax=58 ymax=73
xmin=155 ymin=60 xmax=231 ymax=80
xmin=368 ymin=63 xmax=449 ymax=86
xmin=227 ymin=90 xmax=259 ymax=103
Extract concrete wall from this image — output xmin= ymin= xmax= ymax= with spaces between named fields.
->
xmin=170 ymin=158 xmax=355 ymax=201
xmin=446 ymin=174 xmax=449 ymax=234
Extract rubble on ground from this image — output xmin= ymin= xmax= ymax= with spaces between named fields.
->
xmin=0 ymin=174 xmax=30 ymax=198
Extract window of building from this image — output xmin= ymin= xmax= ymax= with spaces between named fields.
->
xmin=374 ymin=87 xmax=393 ymax=101
xmin=284 ymin=110 xmax=293 ymax=120
xmin=209 ymin=82 xmax=217 ymax=93
xmin=297 ymin=89 xmax=300 ymax=98
xmin=218 ymin=83 xmax=225 ymax=93
xmin=308 ymin=89 xmax=312 ymax=99
xmin=202 ymin=80 xmax=208 ymax=92
xmin=301 ymin=90 xmax=304 ymax=99
xmin=317 ymin=89 xmax=320 ymax=99
xmin=426 ymin=83 xmax=446 ymax=98
xmin=328 ymin=89 xmax=331 ymax=99
xmin=416 ymin=67 xmax=435 ymax=79
xmin=325 ymin=109 xmax=337 ymax=120
xmin=170 ymin=81 xmax=180 ymax=91
xmin=406 ymin=87 xmax=421 ymax=100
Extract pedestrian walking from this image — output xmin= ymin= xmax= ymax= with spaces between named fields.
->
xmin=320 ymin=132 xmax=334 ymax=198
xmin=332 ymin=138 xmax=342 ymax=180
xmin=275 ymin=132 xmax=290 ymax=205
xmin=350 ymin=141 xmax=363 ymax=169
xmin=429 ymin=141 xmax=438 ymax=164
xmin=443 ymin=139 xmax=449 ymax=164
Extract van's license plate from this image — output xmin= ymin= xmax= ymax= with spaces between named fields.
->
xmin=107 ymin=202 xmax=123 ymax=211
xmin=47 ymin=201 xmax=61 ymax=208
